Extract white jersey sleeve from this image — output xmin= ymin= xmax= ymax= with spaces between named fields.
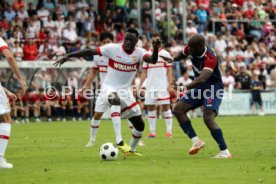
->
xmin=0 ymin=38 xmax=9 ymax=53
xmin=96 ymin=43 xmax=117 ymax=58
xmin=142 ymin=61 xmax=148 ymax=70
xmin=159 ymin=49 xmax=173 ymax=68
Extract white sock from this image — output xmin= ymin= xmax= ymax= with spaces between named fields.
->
xmin=191 ymin=136 xmax=200 ymax=144
xmin=164 ymin=109 xmax=173 ymax=134
xmin=128 ymin=120 xmax=133 ymax=129
xmin=0 ymin=123 xmax=11 ymax=157
xmin=130 ymin=128 xmax=143 ymax=152
xmin=90 ymin=118 xmax=100 ymax=142
xmin=148 ymin=111 xmax=157 ymax=134
xmin=111 ymin=105 xmax=123 ymax=144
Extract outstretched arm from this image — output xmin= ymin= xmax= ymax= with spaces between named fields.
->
xmin=54 ymin=49 xmax=98 ymax=67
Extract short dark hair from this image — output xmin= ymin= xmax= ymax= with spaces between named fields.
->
xmin=126 ymin=28 xmax=139 ymax=38
xmin=100 ymin=32 xmax=114 ymax=42
xmin=152 ymin=33 xmax=161 ymax=38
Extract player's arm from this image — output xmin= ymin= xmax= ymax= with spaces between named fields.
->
xmin=184 ymin=69 xmax=213 ymax=90
xmin=2 ymin=49 xmax=26 ymax=93
xmin=167 ymin=65 xmax=174 ymax=91
xmin=54 ymin=49 xmax=98 ymax=67
xmin=138 ymin=70 xmax=147 ymax=90
xmin=2 ymin=87 xmax=17 ymax=101
xmin=143 ymin=38 xmax=161 ymax=64
xmin=160 ymin=46 xmax=189 ymax=63
xmin=79 ymin=68 xmax=99 ymax=92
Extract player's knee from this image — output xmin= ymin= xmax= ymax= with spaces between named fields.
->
xmin=108 ymin=92 xmax=120 ymax=105
xmin=129 ymin=116 xmax=145 ymax=131
xmin=172 ymin=105 xmax=183 ymax=117
xmin=203 ymin=110 xmax=215 ymax=125
xmin=93 ymin=112 xmax=102 ymax=120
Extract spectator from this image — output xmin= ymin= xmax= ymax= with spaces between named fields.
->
xmin=4 ymin=6 xmax=16 ymax=22
xmin=116 ymin=27 xmax=125 ymax=43
xmin=186 ymin=20 xmax=198 ymax=39
xmin=0 ymin=17 xmax=9 ymax=32
xmin=250 ymin=73 xmax=265 ymax=116
xmin=13 ymin=0 xmax=26 ymax=11
xmin=27 ymin=2 xmax=37 ymax=17
xmin=176 ymin=72 xmax=192 ymax=86
xmin=27 ymin=20 xmax=39 ymax=39
xmin=236 ymin=66 xmax=251 ymax=90
xmin=249 ymin=12 xmax=263 ymax=40
xmin=52 ymin=42 xmax=66 ymax=58
xmin=75 ymin=7 xmax=89 ymax=36
xmin=17 ymin=7 xmax=29 ymax=21
xmin=142 ymin=18 xmax=152 ymax=40
xmin=56 ymin=15 xmax=65 ymax=36
xmin=222 ymin=69 xmax=235 ymax=92
xmin=214 ymin=34 xmax=227 ymax=55
xmin=12 ymin=41 xmax=23 ymax=61
xmin=196 ymin=4 xmax=208 ymax=32
xmin=23 ymin=39 xmax=38 ymax=60
xmin=10 ymin=15 xmax=23 ymax=30
xmin=44 ymin=15 xmax=56 ymax=32
xmin=84 ymin=15 xmax=98 ymax=41
xmin=65 ymin=15 xmax=76 ymax=31
xmin=76 ymin=0 xmax=88 ymax=9
xmin=44 ymin=0 xmax=55 ymax=11
xmin=37 ymin=6 xmax=50 ymax=24
xmin=63 ymin=24 xmax=78 ymax=43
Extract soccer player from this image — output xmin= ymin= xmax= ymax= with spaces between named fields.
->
xmin=250 ymin=74 xmax=265 ymax=116
xmin=0 ymin=37 xmax=26 ymax=169
xmin=166 ymin=34 xmax=232 ymax=158
xmin=139 ymin=33 xmax=173 ymax=138
xmin=55 ymin=28 xmax=161 ymax=155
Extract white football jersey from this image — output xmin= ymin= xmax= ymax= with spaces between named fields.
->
xmin=97 ymin=43 xmax=148 ymax=89
xmin=93 ymin=55 xmax=108 ymax=85
xmin=142 ymin=49 xmax=173 ymax=90
xmin=0 ymin=37 xmax=9 ymax=53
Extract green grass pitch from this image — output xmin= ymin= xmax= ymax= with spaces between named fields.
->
xmin=1 ymin=116 xmax=276 ymax=184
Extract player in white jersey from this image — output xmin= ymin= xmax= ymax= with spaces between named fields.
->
xmin=79 ymin=32 xmax=130 ymax=151
xmin=0 ymin=37 xmax=26 ymax=169
xmin=55 ymin=28 xmax=162 ymax=156
xmin=139 ymin=33 xmax=174 ymax=138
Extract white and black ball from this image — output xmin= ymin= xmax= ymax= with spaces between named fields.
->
xmin=99 ymin=143 xmax=118 ymax=161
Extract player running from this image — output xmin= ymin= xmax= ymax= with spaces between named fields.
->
xmin=139 ymin=33 xmax=174 ymax=138
xmin=54 ymin=28 xmax=161 ymax=156
xmin=165 ymin=34 xmax=232 ymax=158
xmin=0 ymin=37 xmax=26 ymax=169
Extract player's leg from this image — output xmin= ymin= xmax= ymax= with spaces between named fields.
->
xmin=257 ymin=94 xmax=265 ymax=116
xmin=108 ymin=92 xmax=124 ymax=146
xmin=127 ymin=115 xmax=144 ymax=156
xmin=68 ymin=100 xmax=76 ymax=121
xmin=203 ymin=110 xmax=232 ymax=158
xmin=147 ymin=105 xmax=157 ymax=137
xmin=86 ymin=111 xmax=104 ymax=147
xmin=60 ymin=101 xmax=66 ymax=121
xmin=173 ymin=90 xmax=205 ymax=155
xmin=162 ymin=104 xmax=173 ymax=138
xmin=0 ymin=114 xmax=13 ymax=169
xmin=45 ymin=102 xmax=52 ymax=122
xmin=34 ymin=103 xmax=41 ymax=123
xmin=24 ymin=105 xmax=30 ymax=123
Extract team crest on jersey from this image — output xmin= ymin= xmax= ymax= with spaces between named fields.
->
xmin=132 ymin=56 xmax=138 ymax=62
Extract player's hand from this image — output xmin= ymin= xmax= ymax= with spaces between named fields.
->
xmin=54 ymin=55 xmax=69 ymax=67
xmin=152 ymin=37 xmax=162 ymax=50
xmin=18 ymin=78 xmax=26 ymax=94
xmin=6 ymin=91 xmax=17 ymax=101
xmin=167 ymin=84 xmax=175 ymax=93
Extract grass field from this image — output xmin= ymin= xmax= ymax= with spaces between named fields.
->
xmin=1 ymin=116 xmax=276 ymax=184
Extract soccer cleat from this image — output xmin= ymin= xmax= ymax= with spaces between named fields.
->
xmin=124 ymin=151 xmax=144 ymax=157
xmin=117 ymin=143 xmax=131 ymax=153
xmin=148 ymin=133 xmax=156 ymax=138
xmin=85 ymin=140 xmax=95 ymax=147
xmin=212 ymin=151 xmax=232 ymax=159
xmin=0 ymin=158 xmax=13 ymax=169
xmin=189 ymin=140 xmax=205 ymax=155
xmin=138 ymin=140 xmax=145 ymax=146
xmin=166 ymin=132 xmax=173 ymax=138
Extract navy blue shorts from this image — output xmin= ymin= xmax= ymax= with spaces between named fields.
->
xmin=179 ymin=83 xmax=224 ymax=115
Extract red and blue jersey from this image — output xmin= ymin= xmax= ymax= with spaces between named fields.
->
xmin=183 ymin=46 xmax=222 ymax=85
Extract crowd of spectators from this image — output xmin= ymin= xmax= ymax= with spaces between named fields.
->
xmin=0 ymin=0 xmax=276 ymax=94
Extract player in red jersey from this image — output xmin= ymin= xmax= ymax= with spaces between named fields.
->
xmin=0 ymin=37 xmax=26 ymax=169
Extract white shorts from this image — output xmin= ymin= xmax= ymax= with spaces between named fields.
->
xmin=0 ymin=83 xmax=11 ymax=115
xmin=94 ymin=87 xmax=141 ymax=119
xmin=144 ymin=89 xmax=170 ymax=105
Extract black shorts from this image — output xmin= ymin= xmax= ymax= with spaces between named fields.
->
xmin=251 ymin=92 xmax=262 ymax=106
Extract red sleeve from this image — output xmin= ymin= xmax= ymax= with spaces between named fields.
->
xmin=183 ymin=46 xmax=189 ymax=55
xmin=142 ymin=54 xmax=150 ymax=61
xmin=203 ymin=53 xmax=218 ymax=71
xmin=96 ymin=47 xmax=102 ymax=56
xmin=0 ymin=46 xmax=9 ymax=53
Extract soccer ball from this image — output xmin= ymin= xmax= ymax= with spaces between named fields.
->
xmin=99 ymin=143 xmax=119 ymax=161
